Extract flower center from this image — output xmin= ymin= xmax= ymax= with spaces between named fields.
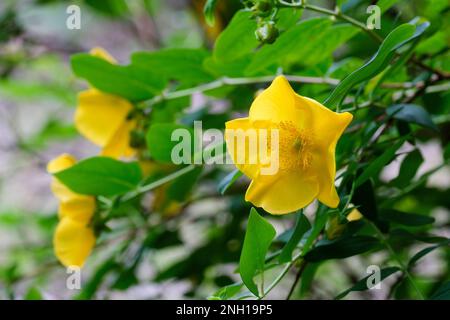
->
xmin=272 ymin=121 xmax=313 ymax=171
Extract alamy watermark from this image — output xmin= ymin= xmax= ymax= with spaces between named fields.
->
xmin=66 ymin=266 xmax=81 ymax=290
xmin=66 ymin=5 xmax=81 ymax=30
xmin=171 ymin=121 xmax=280 ymax=175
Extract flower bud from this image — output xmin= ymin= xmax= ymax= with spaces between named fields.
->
xmin=255 ymin=21 xmax=279 ymax=44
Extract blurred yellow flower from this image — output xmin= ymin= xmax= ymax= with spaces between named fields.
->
xmin=75 ymin=47 xmax=136 ymax=158
xmin=48 ymin=154 xmax=96 ymax=267
xmin=225 ymin=76 xmax=353 ymax=214
xmin=347 ymin=208 xmax=363 ymax=221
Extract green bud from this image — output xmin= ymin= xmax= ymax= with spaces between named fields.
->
xmin=255 ymin=21 xmax=279 ymax=44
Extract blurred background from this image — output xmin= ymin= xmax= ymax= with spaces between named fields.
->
xmin=0 ymin=0 xmax=448 ymax=299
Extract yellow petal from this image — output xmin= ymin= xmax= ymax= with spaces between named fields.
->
xmin=293 ymin=97 xmax=352 ymax=208
xmin=59 ymin=197 xmax=96 ymax=223
xmin=225 ymin=117 xmax=265 ymax=179
xmin=101 ymin=119 xmax=136 ymax=158
xmin=53 ymin=218 xmax=96 ymax=268
xmin=75 ymin=89 xmax=133 ymax=147
xmin=245 ymin=172 xmax=319 ymax=214
xmin=310 ymin=150 xmax=340 ymax=208
xmin=347 ymin=208 xmax=363 ymax=221
xmin=47 ymin=153 xmax=77 ymax=174
xmin=249 ymin=76 xmax=304 ymax=125
xmin=90 ymin=47 xmax=117 ymax=64
xmin=299 ymin=96 xmax=353 ymax=150
xmin=51 ymin=178 xmax=87 ymax=203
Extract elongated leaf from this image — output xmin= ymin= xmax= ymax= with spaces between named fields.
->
xmin=381 ymin=209 xmax=434 ymax=227
xmin=239 ymin=208 xmax=276 ymax=297
xmin=324 ymin=22 xmax=429 ymax=108
xmin=387 ymin=104 xmax=438 ymax=131
xmin=304 ymin=236 xmax=380 ymax=262
xmin=352 ymin=178 xmax=379 ymax=224
xmin=355 ymin=137 xmax=407 ymax=187
xmin=335 ymin=266 xmax=401 ymax=299
xmin=146 ymin=123 xmax=194 ymax=163
xmin=218 ymin=169 xmax=243 ymax=194
xmin=302 ymin=204 xmax=328 ymax=254
xmin=213 ymin=10 xmax=259 ymax=62
xmin=408 ymin=239 xmax=450 ymax=268
xmin=279 ymin=212 xmax=311 ymax=263
xmin=390 ymin=229 xmax=449 ymax=244
xmin=55 ymin=157 xmax=142 ymax=196
xmin=71 ymin=54 xmax=165 ymax=101
xmin=430 ymin=282 xmax=450 ymax=300
xmin=208 ymin=283 xmax=243 ymax=300
xmin=132 ymin=49 xmax=214 ymax=86
xmin=390 ymin=150 xmax=423 ymax=188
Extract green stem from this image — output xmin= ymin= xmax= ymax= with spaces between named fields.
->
xmin=370 ymin=222 xmax=425 ymax=299
xmin=277 ymin=0 xmax=383 ymax=43
xmin=121 ymin=164 xmax=197 ymax=202
xmin=143 ymin=74 xmax=411 ymax=111
xmin=144 ymin=75 xmax=339 ymax=108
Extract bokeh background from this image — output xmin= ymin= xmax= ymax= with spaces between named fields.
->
xmin=0 ymin=0 xmax=448 ymax=299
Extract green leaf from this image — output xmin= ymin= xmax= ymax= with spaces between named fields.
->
xmin=324 ymin=22 xmax=429 ymax=108
xmin=208 ymin=283 xmax=243 ymax=300
xmin=245 ymin=18 xmax=332 ymax=75
xmin=146 ymin=123 xmax=194 ymax=163
xmin=390 ymin=229 xmax=449 ymax=244
xmin=54 ymin=157 xmax=142 ymax=196
xmin=387 ymin=104 xmax=438 ymax=131
xmin=355 ymin=137 xmax=407 ymax=187
xmin=131 ymin=49 xmax=214 ymax=86
xmin=239 ymin=208 xmax=276 ymax=297
xmin=380 ymin=209 xmax=434 ymax=227
xmin=71 ymin=54 xmax=165 ymax=101
xmin=430 ymin=282 xmax=450 ymax=300
xmin=203 ymin=55 xmax=252 ymax=78
xmin=352 ymin=178 xmax=380 ymax=225
xmin=276 ymin=8 xmax=302 ymax=30
xmin=390 ymin=150 xmax=424 ymax=188
xmin=302 ymin=204 xmax=328 ymax=254
xmin=24 ymin=286 xmax=43 ymax=300
xmin=377 ymin=0 xmax=400 ymax=13
xmin=84 ymin=0 xmax=129 ymax=17
xmin=335 ymin=266 xmax=401 ymax=299
xmin=218 ymin=169 xmax=243 ymax=195
xmin=279 ymin=212 xmax=311 ymax=263
xmin=407 ymin=239 xmax=450 ymax=268
xmin=213 ymin=10 xmax=259 ymax=63
xmin=203 ymin=0 xmax=219 ymax=26
xmin=304 ymin=236 xmax=380 ymax=262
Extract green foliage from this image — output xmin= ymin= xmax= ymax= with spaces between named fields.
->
xmin=2 ymin=0 xmax=449 ymax=301
xmin=71 ymin=54 xmax=165 ymax=101
xmin=239 ymin=208 xmax=276 ymax=296
xmin=54 ymin=157 xmax=142 ymax=196
xmin=325 ymin=22 xmax=429 ymax=108
xmin=146 ymin=123 xmax=194 ymax=163
xmin=304 ymin=236 xmax=380 ymax=262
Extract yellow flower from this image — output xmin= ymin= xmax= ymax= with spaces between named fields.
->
xmin=225 ymin=76 xmax=353 ymax=214
xmin=74 ymin=47 xmax=136 ymax=158
xmin=48 ymin=154 xmax=96 ymax=267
